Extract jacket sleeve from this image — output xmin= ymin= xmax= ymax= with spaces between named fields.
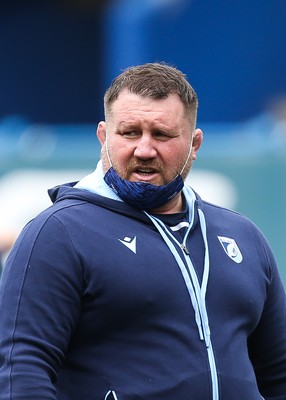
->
xmin=247 ymin=233 xmax=286 ymax=400
xmin=0 ymin=213 xmax=84 ymax=399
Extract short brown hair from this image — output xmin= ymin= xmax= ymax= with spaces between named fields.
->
xmin=104 ymin=62 xmax=198 ymax=121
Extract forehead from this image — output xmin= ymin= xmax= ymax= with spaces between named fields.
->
xmin=108 ymin=90 xmax=187 ymax=127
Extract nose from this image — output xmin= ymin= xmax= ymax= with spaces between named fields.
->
xmin=133 ymin=135 xmax=157 ymax=159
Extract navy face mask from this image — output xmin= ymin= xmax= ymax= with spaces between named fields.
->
xmin=104 ymin=166 xmax=184 ymax=210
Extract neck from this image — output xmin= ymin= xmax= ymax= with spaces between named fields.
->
xmin=149 ymin=193 xmax=183 ymax=214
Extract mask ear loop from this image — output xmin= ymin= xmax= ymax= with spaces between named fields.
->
xmin=104 ymin=135 xmax=113 ymax=168
xmin=179 ymin=134 xmax=194 ymax=176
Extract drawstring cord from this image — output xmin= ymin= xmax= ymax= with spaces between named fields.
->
xmin=145 ymin=189 xmax=211 ymax=346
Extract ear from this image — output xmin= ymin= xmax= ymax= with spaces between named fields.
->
xmin=97 ymin=121 xmax=107 ymax=146
xmin=191 ymin=128 xmax=203 ymax=160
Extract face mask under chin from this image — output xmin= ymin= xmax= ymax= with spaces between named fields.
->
xmin=103 ymin=166 xmax=184 ymax=210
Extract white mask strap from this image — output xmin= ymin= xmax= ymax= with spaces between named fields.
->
xmin=104 ymin=135 xmax=113 ymax=167
xmin=179 ymin=134 xmax=194 ymax=175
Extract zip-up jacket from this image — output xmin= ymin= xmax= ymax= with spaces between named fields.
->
xmin=0 ymin=175 xmax=285 ymax=400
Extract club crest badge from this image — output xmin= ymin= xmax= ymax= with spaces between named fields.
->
xmin=217 ymin=236 xmax=243 ymax=264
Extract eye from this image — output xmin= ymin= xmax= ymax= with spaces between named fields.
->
xmin=153 ymin=131 xmax=171 ymax=140
xmin=121 ymin=130 xmax=140 ymax=138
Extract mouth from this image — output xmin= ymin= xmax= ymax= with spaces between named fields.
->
xmin=131 ymin=167 xmax=160 ymax=183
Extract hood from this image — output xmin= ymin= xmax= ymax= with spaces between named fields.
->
xmin=48 ymin=181 xmax=155 ymax=224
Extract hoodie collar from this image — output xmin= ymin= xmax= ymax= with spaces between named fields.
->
xmin=74 ymin=160 xmax=122 ymax=202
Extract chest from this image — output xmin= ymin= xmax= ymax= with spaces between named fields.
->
xmin=71 ymin=210 xmax=268 ymax=336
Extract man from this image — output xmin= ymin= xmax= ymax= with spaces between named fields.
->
xmin=0 ymin=63 xmax=285 ymax=400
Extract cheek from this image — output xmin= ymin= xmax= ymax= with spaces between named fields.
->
xmin=166 ymin=146 xmax=186 ymax=167
xmin=170 ymin=147 xmax=192 ymax=176
xmin=111 ymin=147 xmax=129 ymax=163
xmin=108 ymin=143 xmax=133 ymax=172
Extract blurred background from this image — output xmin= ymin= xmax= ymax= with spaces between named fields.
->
xmin=0 ymin=0 xmax=285 ymax=282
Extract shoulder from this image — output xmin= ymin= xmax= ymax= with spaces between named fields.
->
xmin=200 ymin=198 xmax=273 ymax=252
xmin=200 ymin=198 xmax=254 ymax=227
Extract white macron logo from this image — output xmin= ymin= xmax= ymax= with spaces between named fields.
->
xmin=217 ymin=236 xmax=243 ymax=264
xmin=118 ymin=236 xmax=137 ymax=254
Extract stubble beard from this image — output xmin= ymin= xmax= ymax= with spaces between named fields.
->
xmin=101 ymin=144 xmax=193 ymax=186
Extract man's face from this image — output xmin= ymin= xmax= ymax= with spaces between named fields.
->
xmin=97 ymin=90 xmax=202 ymax=186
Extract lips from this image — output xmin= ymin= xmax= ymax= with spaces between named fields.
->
xmin=132 ymin=167 xmax=160 ymax=182
xmin=136 ymin=168 xmax=156 ymax=175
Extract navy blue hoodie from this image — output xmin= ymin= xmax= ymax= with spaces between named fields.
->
xmin=0 ymin=178 xmax=285 ymax=400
